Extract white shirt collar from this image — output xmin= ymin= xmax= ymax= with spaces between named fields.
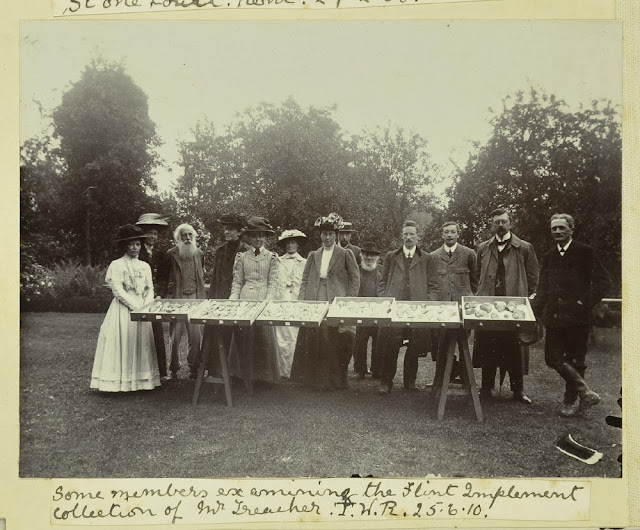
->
xmin=496 ymin=232 xmax=512 ymax=244
xmin=283 ymin=252 xmax=302 ymax=260
xmin=403 ymin=246 xmax=416 ymax=258
xmin=557 ymin=239 xmax=573 ymax=253
xmin=444 ymin=243 xmax=458 ymax=254
xmin=323 ymin=244 xmax=336 ymax=253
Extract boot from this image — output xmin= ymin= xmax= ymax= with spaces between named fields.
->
xmin=556 ymin=363 xmax=600 ymax=410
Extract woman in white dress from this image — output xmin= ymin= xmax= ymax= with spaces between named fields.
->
xmin=90 ymin=224 xmax=161 ymax=392
xmin=274 ymin=229 xmax=307 ymax=378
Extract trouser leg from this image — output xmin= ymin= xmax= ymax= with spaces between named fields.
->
xmin=508 ymin=350 xmax=524 ymax=393
xmin=381 ymin=329 xmax=403 ymax=387
xmin=482 ymin=364 xmax=497 ymax=391
xmin=152 ymin=321 xmax=167 ymax=377
xmin=353 ymin=328 xmax=368 ymax=375
xmin=186 ymin=322 xmax=203 ymax=371
xmin=169 ymin=321 xmax=184 ymax=373
xmin=403 ymin=331 xmax=419 ymax=387
xmin=370 ymin=328 xmax=383 ymax=377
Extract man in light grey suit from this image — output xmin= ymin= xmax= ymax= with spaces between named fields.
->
xmin=430 ymin=221 xmax=477 ymax=379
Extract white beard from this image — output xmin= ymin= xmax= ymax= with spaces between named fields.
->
xmin=178 ymin=242 xmax=197 ymax=260
xmin=361 ymin=261 xmax=378 ymax=272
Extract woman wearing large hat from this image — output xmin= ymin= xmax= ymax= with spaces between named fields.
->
xmin=290 ymin=213 xmax=360 ymax=390
xmin=90 ymin=225 xmax=161 ymax=392
xmin=228 ymin=217 xmax=281 ymax=384
xmin=274 ymin=229 xmax=308 ymax=378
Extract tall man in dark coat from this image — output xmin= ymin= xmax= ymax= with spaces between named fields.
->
xmin=378 ymin=220 xmax=438 ymax=394
xmin=201 ymin=214 xmax=251 ymax=376
xmin=135 ymin=213 xmax=171 ymax=378
xmin=351 ymin=241 xmax=383 ymax=379
xmin=166 ymin=223 xmax=206 ymax=380
xmin=473 ymin=208 xmax=539 ymax=403
xmin=338 ymin=221 xmax=362 ymax=265
xmin=532 ymin=213 xmax=611 ymax=417
xmin=430 ymin=221 xmax=477 ymax=379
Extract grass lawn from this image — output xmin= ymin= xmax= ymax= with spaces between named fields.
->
xmin=19 ymin=313 xmax=622 ymax=479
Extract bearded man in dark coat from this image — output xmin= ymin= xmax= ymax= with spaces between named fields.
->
xmin=201 ymin=214 xmax=251 ymax=376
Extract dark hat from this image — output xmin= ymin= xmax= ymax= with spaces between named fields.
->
xmin=277 ymin=229 xmax=307 ymax=246
xmin=114 ymin=224 xmax=148 ymax=242
xmin=135 ymin=213 xmax=170 ymax=230
xmin=218 ymin=213 xmax=246 ymax=227
xmin=313 ymin=212 xmax=344 ymax=231
xmin=339 ymin=221 xmax=356 ymax=233
xmin=518 ymin=321 xmax=544 ymax=345
xmin=243 ymin=216 xmax=275 ymax=234
xmin=360 ymin=241 xmax=381 ymax=255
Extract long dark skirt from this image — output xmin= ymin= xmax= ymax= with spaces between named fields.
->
xmin=291 ymin=325 xmax=351 ymax=390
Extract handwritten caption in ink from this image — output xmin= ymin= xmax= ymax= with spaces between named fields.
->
xmin=52 ymin=0 xmax=483 ymax=15
xmin=50 ymin=479 xmax=591 ymax=525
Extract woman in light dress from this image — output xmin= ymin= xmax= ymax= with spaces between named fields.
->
xmin=229 ymin=216 xmax=281 ymax=384
xmin=90 ymin=224 xmax=161 ymax=392
xmin=274 ymin=229 xmax=307 ymax=378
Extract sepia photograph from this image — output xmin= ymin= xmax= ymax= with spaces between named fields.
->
xmin=19 ymin=19 xmax=622 ymax=480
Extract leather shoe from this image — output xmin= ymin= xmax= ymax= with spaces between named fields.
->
xmin=513 ymin=391 xmax=532 ymax=404
xmin=560 ymin=400 xmax=579 ymax=417
xmin=579 ymin=389 xmax=601 ymax=408
xmin=404 ymin=383 xmax=419 ymax=392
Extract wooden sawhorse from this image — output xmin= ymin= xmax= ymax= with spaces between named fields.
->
xmin=192 ymin=327 xmax=234 ymax=406
xmin=431 ymin=328 xmax=483 ymax=421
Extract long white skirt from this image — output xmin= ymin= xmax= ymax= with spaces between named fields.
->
xmin=90 ymin=297 xmax=160 ymax=392
xmin=274 ymin=326 xmax=299 ymax=378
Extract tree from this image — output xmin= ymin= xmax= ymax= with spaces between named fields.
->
xmin=52 ymin=57 xmax=161 ymax=265
xmin=447 ymin=87 xmax=621 ymax=291
xmin=174 ymin=99 xmax=442 ymax=254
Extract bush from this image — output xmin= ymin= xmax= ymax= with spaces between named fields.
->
xmin=20 ymin=259 xmax=111 ymax=313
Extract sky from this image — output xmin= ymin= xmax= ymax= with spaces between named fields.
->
xmin=20 ymin=20 xmax=622 ymax=193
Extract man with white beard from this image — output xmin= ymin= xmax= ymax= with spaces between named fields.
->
xmin=166 ymin=223 xmax=206 ymax=380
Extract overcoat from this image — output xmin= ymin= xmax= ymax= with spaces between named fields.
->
xmin=475 ymin=233 xmax=539 ymax=297
xmin=138 ymin=244 xmax=169 ymax=298
xmin=298 ymin=245 xmax=360 ymax=301
xmin=208 ymin=239 xmax=251 ymax=299
xmin=430 ymin=244 xmax=477 ymax=301
xmin=532 ymin=240 xmax=610 ymax=328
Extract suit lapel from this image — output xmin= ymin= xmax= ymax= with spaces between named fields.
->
xmin=395 ymin=252 xmax=405 ymax=272
xmin=328 ymin=245 xmax=340 ymax=273
xmin=410 ymin=250 xmax=422 ymax=269
xmin=314 ymin=247 xmax=323 ymax=277
xmin=449 ymin=247 xmax=461 ymax=265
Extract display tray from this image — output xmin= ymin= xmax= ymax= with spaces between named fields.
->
xmin=130 ymin=299 xmax=203 ymax=322
xmin=461 ymin=296 xmax=536 ymax=330
xmin=254 ymin=300 xmax=330 ymax=327
xmin=325 ymin=297 xmax=394 ymax=326
xmin=188 ymin=299 xmax=267 ymax=326
xmin=390 ymin=301 xmax=461 ymax=328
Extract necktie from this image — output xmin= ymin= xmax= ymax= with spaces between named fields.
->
xmin=254 ymin=248 xmax=260 ymax=256
xmin=559 ymin=248 xmax=566 ymax=256
xmin=447 ymin=249 xmax=453 ymax=258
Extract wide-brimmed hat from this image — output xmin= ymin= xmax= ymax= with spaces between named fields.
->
xmin=339 ymin=221 xmax=356 ymax=233
xmin=243 ymin=216 xmax=275 ymax=234
xmin=360 ymin=241 xmax=381 ymax=255
xmin=135 ymin=213 xmax=170 ymax=229
xmin=277 ymin=229 xmax=307 ymax=246
xmin=518 ymin=321 xmax=544 ymax=345
xmin=314 ymin=212 xmax=344 ymax=231
xmin=114 ymin=224 xmax=149 ymax=242
xmin=218 ymin=213 xmax=246 ymax=227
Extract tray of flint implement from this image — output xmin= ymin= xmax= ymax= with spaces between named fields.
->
xmin=130 ymin=299 xmax=204 ymax=322
xmin=461 ymin=296 xmax=536 ymax=331
xmin=188 ymin=299 xmax=267 ymax=326
xmin=254 ymin=300 xmax=330 ymax=328
xmin=325 ymin=297 xmax=395 ymax=326
xmin=390 ymin=301 xmax=461 ymax=329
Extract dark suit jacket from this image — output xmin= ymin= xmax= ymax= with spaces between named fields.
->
xmin=342 ymin=243 xmax=361 ymax=265
xmin=298 ymin=245 xmax=360 ymax=301
xmin=208 ymin=239 xmax=251 ymax=299
xmin=358 ymin=266 xmax=382 ymax=297
xmin=138 ymin=244 xmax=169 ymax=298
xmin=378 ymin=247 xmax=438 ymax=301
xmin=532 ymin=240 xmax=611 ymax=327
xmin=430 ymin=244 xmax=477 ymax=301
xmin=166 ymin=246 xmax=206 ymax=299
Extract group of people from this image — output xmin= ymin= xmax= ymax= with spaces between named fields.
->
xmin=90 ymin=207 xmax=611 ymax=418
